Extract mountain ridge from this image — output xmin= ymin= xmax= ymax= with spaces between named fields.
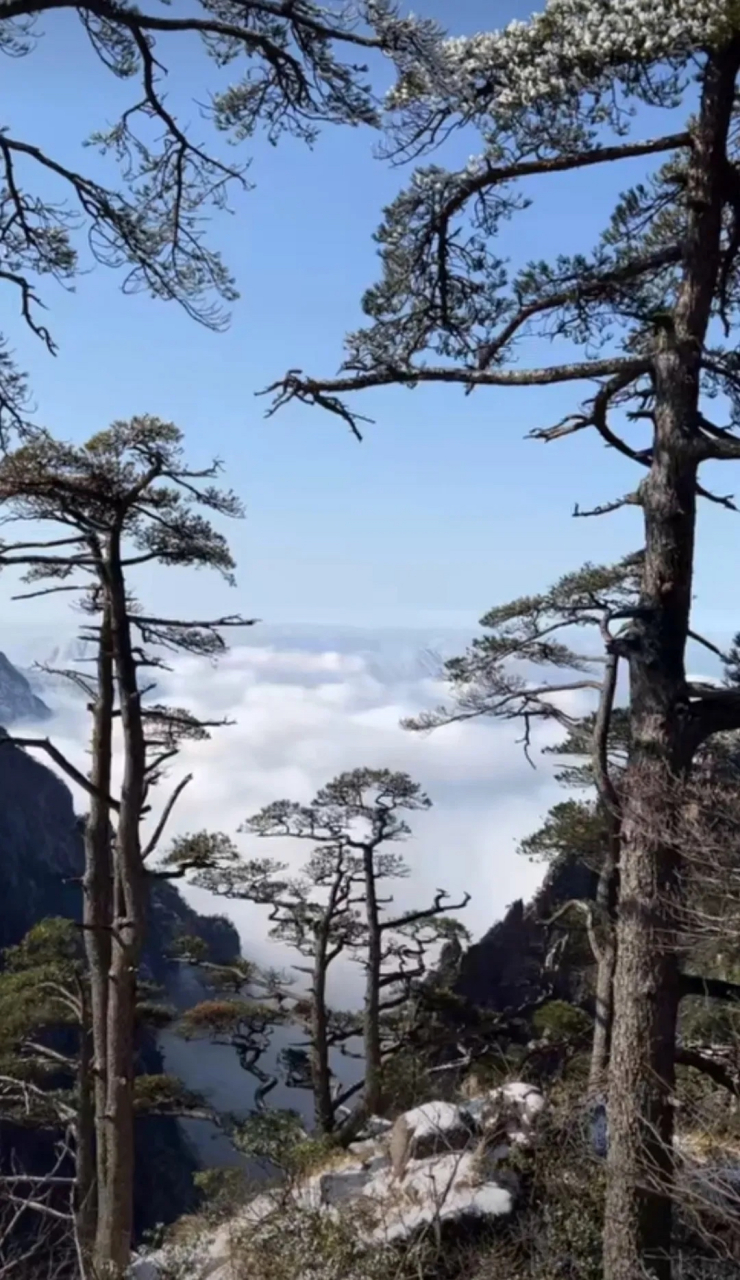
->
xmin=0 ymin=650 xmax=52 ymax=723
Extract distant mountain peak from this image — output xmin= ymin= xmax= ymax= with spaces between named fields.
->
xmin=0 ymin=651 xmax=52 ymax=724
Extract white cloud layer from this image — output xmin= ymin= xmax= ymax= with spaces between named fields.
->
xmin=9 ymin=628 xmax=588 ymax=1141
xmin=16 ymin=629 xmax=576 ymax=983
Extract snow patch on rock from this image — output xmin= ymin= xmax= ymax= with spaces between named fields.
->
xmin=129 ymin=1082 xmax=545 ymax=1280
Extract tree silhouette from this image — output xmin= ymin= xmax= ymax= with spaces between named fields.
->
xmin=268 ymin=8 xmax=740 ymax=1272
xmin=188 ymin=768 xmax=469 ymax=1130
xmin=0 ymin=416 xmax=250 ymax=1275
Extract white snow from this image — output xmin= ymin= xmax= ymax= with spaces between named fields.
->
xmin=129 ymin=1083 xmax=543 ymax=1279
xmin=401 ymin=1100 xmax=469 ymax=1140
xmin=361 ymin=1149 xmax=513 ymax=1243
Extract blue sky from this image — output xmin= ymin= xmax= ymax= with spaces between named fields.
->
xmin=3 ymin=1 xmax=740 ymax=647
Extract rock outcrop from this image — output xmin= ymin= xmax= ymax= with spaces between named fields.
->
xmin=0 ymin=730 xmax=240 ymax=968
xmin=131 ymin=1082 xmax=547 ymax=1280
xmin=455 ymin=856 xmax=598 ymax=1016
xmin=0 ymin=730 xmax=241 ymax=1239
xmin=0 ymin=651 xmax=52 ymax=723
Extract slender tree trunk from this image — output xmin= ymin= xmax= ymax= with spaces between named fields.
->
xmin=75 ymin=984 xmax=97 ymax=1262
xmin=95 ymin=542 xmax=147 ymax=1277
xmin=589 ymin=937 xmax=616 ymax=1095
xmin=604 ymin=759 xmax=683 ymax=1280
xmin=310 ymin=942 xmax=335 ymax=1133
xmin=82 ymin=598 xmax=113 ymax=1247
xmin=603 ymin=45 xmax=739 ymax=1280
xmin=362 ymin=846 xmax=383 ymax=1116
xmin=589 ymin=813 xmax=620 ymax=1094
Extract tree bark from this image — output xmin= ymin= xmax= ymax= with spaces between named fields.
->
xmin=82 ymin=596 xmax=113 ymax=1250
xmin=75 ymin=982 xmax=97 ymax=1261
xmin=310 ymin=939 xmax=335 ymax=1133
xmin=588 ymin=640 xmax=621 ymax=1095
xmin=94 ymin=538 xmax=147 ymax=1277
xmin=588 ymin=812 xmax=620 ymax=1095
xmin=604 ymin=761 xmax=683 ymax=1280
xmin=589 ymin=934 xmax=616 ymax=1095
xmin=603 ymin=43 xmax=740 ymax=1280
xmin=362 ymin=844 xmax=383 ymax=1116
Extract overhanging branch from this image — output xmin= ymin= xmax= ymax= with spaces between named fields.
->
xmin=0 ymin=735 xmax=121 ymax=811
xmin=263 ymin=357 xmax=652 ymax=440
xmin=679 ymin=973 xmax=740 ymax=1004
xmin=676 ymin=1045 xmax=740 ymax=1095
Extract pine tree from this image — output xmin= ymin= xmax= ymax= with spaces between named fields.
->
xmin=0 ymin=2 xmax=434 ymax=439
xmin=0 ymin=919 xmax=211 ymax=1263
xmin=186 ymin=768 xmax=470 ymax=1131
xmin=269 ymin=9 xmax=740 ymax=1271
xmin=0 ymin=417 xmax=250 ymax=1275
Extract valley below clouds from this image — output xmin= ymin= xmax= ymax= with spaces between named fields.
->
xmin=24 ymin=624 xmax=564 ymax=963
xmin=10 ymin=622 xmax=576 ymax=1160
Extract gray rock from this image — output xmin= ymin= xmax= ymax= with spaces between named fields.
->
xmin=390 ymin=1101 xmax=478 ymax=1174
xmin=590 ymin=1098 xmax=608 ymax=1158
xmin=0 ymin=652 xmax=52 ymax=724
xmin=320 ymin=1165 xmax=373 ymax=1205
xmin=130 ymin=1084 xmax=548 ymax=1278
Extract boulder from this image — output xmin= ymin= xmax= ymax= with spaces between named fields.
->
xmin=130 ymin=1083 xmax=546 ymax=1279
xmin=464 ymin=1082 xmax=545 ymax=1149
xmin=361 ymin=1115 xmax=393 ymax=1139
xmin=129 ymin=1262 xmax=158 ymax=1280
xmin=589 ymin=1097 xmax=608 ymax=1158
xmin=319 ymin=1164 xmax=375 ymax=1206
xmin=362 ymin=1148 xmax=514 ymax=1244
xmin=389 ymin=1100 xmax=478 ymax=1173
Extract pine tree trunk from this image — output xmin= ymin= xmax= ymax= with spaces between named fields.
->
xmin=83 ymin=600 xmax=113 ymax=1244
xmin=589 ymin=937 xmax=616 ymax=1095
xmin=603 ymin=760 xmax=682 ymax=1280
xmin=589 ymin=813 xmax=619 ymax=1094
xmin=94 ymin=543 xmax=147 ymax=1277
xmin=97 ymin=887 xmax=138 ymax=1277
xmin=602 ymin=45 xmax=739 ymax=1280
xmin=363 ymin=846 xmax=383 ymax=1116
xmin=311 ymin=944 xmax=335 ymax=1133
xmin=75 ymin=988 xmax=97 ymax=1260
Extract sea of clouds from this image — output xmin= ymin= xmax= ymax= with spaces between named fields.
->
xmin=9 ymin=623 xmax=592 ymax=1153
xmin=5 ymin=618 xmax=729 ymax=1152
xmin=20 ymin=624 xmax=575 ymax=967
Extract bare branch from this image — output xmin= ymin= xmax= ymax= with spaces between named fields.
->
xmin=0 ymin=734 xmax=120 ymax=810
xmin=263 ymin=357 xmax=652 ymax=440
xmin=142 ymin=774 xmax=193 ymax=860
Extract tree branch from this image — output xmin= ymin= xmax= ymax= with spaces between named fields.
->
xmin=0 ymin=735 xmax=121 ymax=811
xmin=382 ymin=890 xmax=471 ymax=932
xmin=592 ymin=643 xmax=621 ymax=814
xmin=676 ymin=1045 xmax=740 ymax=1095
xmin=263 ymin=357 xmax=652 ymax=440
xmin=679 ymin=973 xmax=740 ymax=1004
xmin=142 ymin=774 xmax=193 ymax=860
xmin=546 ymin=899 xmax=603 ymax=965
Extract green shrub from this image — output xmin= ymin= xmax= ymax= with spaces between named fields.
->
xmin=192 ymin=1167 xmax=251 ymax=1223
xmin=531 ymin=1001 xmax=592 ymax=1044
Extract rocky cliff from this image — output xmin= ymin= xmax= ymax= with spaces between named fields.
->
xmin=0 ymin=725 xmax=241 ymax=1237
xmin=455 ymin=855 xmax=598 ymax=1015
xmin=0 ymin=728 xmax=239 ymax=966
xmin=0 ymin=651 xmax=52 ymax=724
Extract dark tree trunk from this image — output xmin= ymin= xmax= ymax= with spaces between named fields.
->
xmin=95 ymin=540 xmax=147 ymax=1277
xmin=589 ymin=938 xmax=616 ymax=1095
xmin=75 ymin=984 xmax=97 ymax=1259
xmin=588 ymin=812 xmax=620 ymax=1094
xmin=362 ymin=845 xmax=383 ymax=1116
xmin=604 ymin=759 xmax=683 ymax=1280
xmin=82 ymin=596 xmax=113 ymax=1248
xmin=310 ymin=940 xmax=335 ymax=1133
xmin=603 ymin=44 xmax=740 ymax=1280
